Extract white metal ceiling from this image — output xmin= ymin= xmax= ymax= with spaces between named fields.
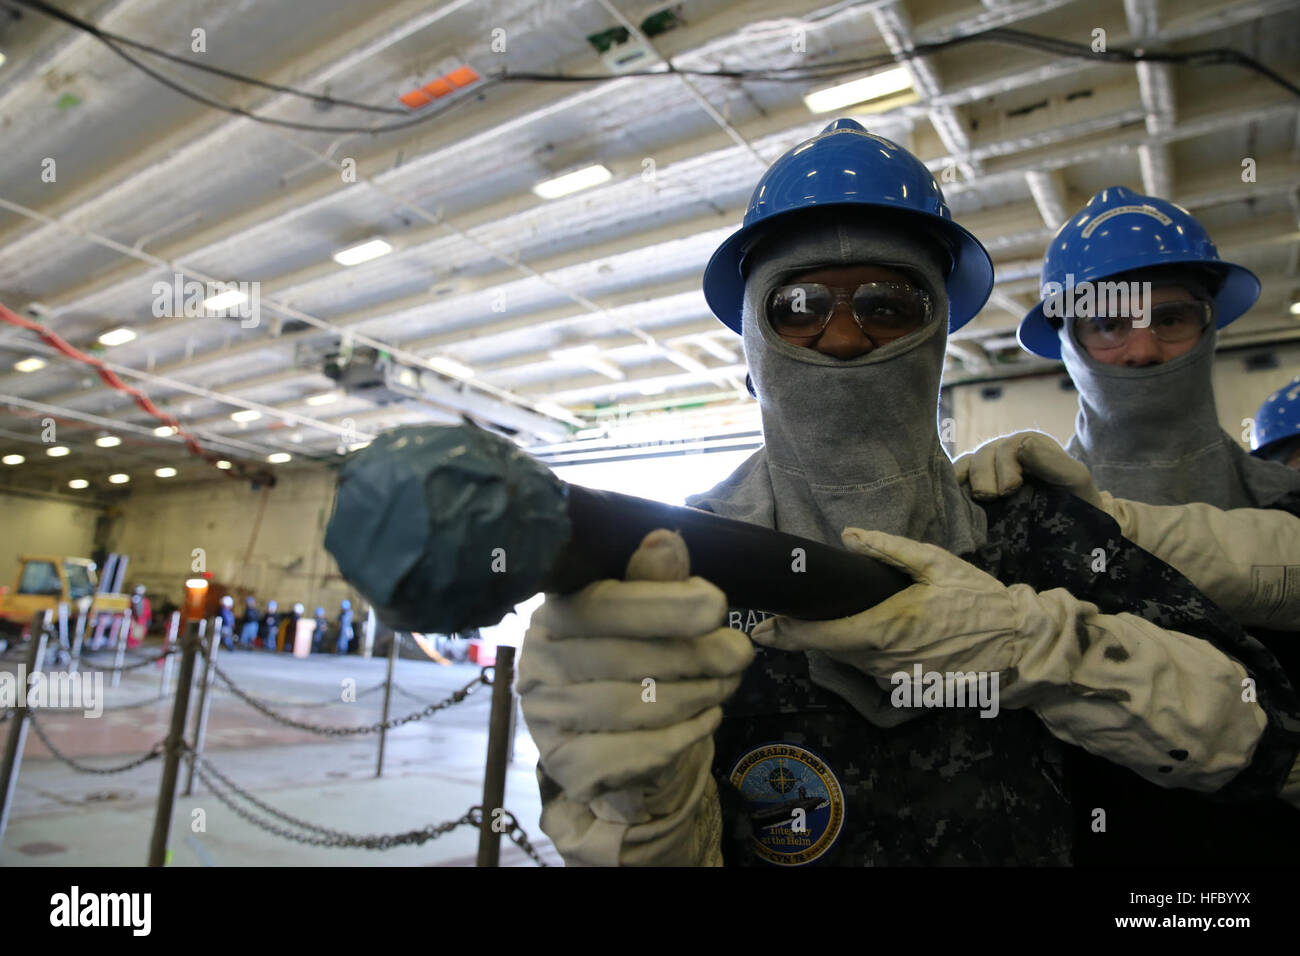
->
xmin=0 ymin=0 xmax=1297 ymax=493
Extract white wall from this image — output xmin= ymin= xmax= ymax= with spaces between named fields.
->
xmin=949 ymin=342 xmax=1300 ymax=456
xmin=0 ymin=491 xmax=103 ymax=590
xmin=109 ymin=466 xmax=356 ymax=612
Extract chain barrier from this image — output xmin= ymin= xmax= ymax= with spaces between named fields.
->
xmin=487 ymin=807 xmax=550 ymax=866
xmin=76 ymin=646 xmax=176 ymax=672
xmin=389 ymin=681 xmax=487 ymax=706
xmin=210 ymin=679 xmax=388 ymax=710
xmin=5 ymin=638 xmax=542 ymax=864
xmin=98 ymin=692 xmax=170 ymax=712
xmin=190 ymin=756 xmax=545 ymax=862
xmin=211 ymin=663 xmax=492 ymax=736
xmin=26 ymin=711 xmax=164 ymax=774
xmin=194 ymin=757 xmax=476 ymax=850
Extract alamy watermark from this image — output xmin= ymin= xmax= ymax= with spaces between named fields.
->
xmin=50 ymin=886 xmax=150 ymax=935
xmin=1041 ymin=273 xmax=1152 ymax=325
xmin=152 ymin=273 xmax=261 ymax=328
xmin=0 ymin=666 xmax=104 ymax=718
xmin=890 ymin=664 xmax=1000 ymax=718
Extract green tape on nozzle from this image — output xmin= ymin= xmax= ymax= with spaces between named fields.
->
xmin=324 ymin=422 xmax=571 ymax=633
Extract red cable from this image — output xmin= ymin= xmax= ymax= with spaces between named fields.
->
xmin=0 ymin=300 xmax=272 ymax=483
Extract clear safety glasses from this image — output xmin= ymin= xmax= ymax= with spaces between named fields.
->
xmin=1074 ymin=300 xmax=1214 ymax=351
xmin=766 ymin=281 xmax=934 ymax=344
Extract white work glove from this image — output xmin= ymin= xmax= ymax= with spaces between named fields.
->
xmin=517 ymin=529 xmax=754 ymax=866
xmin=955 ymin=431 xmax=1300 ymax=628
xmin=954 ymin=431 xmax=1104 ymax=508
xmin=752 ymin=527 xmax=1269 ymax=794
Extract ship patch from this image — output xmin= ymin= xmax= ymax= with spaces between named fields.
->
xmin=729 ymin=743 xmax=845 ymax=865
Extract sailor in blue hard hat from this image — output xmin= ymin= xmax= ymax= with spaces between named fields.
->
xmin=524 ymin=121 xmax=1300 ymax=868
xmin=1017 ymin=185 xmax=1300 ymax=511
xmin=1252 ymin=376 xmax=1300 ymax=472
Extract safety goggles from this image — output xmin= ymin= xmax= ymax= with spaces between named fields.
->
xmin=766 ymin=281 xmax=934 ymax=342
xmin=1074 ymin=300 xmax=1214 ymax=351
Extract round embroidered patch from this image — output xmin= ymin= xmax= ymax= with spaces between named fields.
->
xmin=729 ymin=743 xmax=845 ymax=865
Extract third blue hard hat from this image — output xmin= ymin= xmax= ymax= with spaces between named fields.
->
xmin=1018 ymin=186 xmax=1260 ymax=359
xmin=702 ymin=118 xmax=993 ymax=335
xmin=1251 ymin=376 xmax=1300 ymax=457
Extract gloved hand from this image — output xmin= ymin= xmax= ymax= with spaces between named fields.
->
xmin=517 ymin=529 xmax=753 ymax=866
xmin=752 ymin=527 xmax=1267 ymax=793
xmin=953 ymin=431 xmax=1300 ymax=628
xmin=954 ymin=431 xmax=1104 ymax=508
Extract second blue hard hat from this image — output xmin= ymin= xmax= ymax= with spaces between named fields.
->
xmin=702 ymin=118 xmax=994 ymax=335
xmin=1018 ymin=186 xmax=1260 ymax=359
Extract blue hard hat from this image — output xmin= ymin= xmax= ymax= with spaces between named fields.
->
xmin=341 ymin=599 xmax=351 ymax=610
xmin=1019 ymin=186 xmax=1261 ymax=359
xmin=702 ymin=118 xmax=994 ymax=335
xmin=1251 ymin=376 xmax=1300 ymax=457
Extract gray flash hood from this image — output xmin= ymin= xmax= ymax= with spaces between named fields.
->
xmin=1059 ymin=320 xmax=1300 ymax=508
xmin=686 ymin=216 xmax=987 ymax=727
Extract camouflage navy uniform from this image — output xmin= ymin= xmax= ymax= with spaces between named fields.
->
xmin=708 ymin=480 xmax=1300 ymax=867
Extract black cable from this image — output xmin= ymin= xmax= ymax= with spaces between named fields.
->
xmin=10 ymin=0 xmax=1297 ymax=139
xmin=9 ymin=0 xmax=409 ymax=115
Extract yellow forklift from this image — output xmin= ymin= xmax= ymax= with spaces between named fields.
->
xmin=0 ymin=553 xmax=131 ymax=652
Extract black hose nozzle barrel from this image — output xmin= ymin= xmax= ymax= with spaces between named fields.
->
xmin=324 ymin=423 xmax=912 ymax=634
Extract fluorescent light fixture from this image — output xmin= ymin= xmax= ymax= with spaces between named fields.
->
xmin=347 ymin=441 xmax=371 ymax=452
xmin=533 ymin=164 xmax=612 ymax=200
xmin=305 ymin=392 xmax=339 ymax=406
xmin=154 ymin=425 xmax=177 ymax=436
xmin=108 ymin=473 xmax=130 ymax=484
xmin=46 ymin=446 xmax=70 ymax=457
xmin=14 ymin=357 xmax=45 ymax=373
xmin=203 ymin=289 xmax=247 ymax=311
xmin=155 ymin=467 xmax=177 ymax=478
xmin=98 ymin=327 xmax=137 ymax=347
xmin=638 ymin=383 xmax=667 ymax=396
xmin=2 ymin=454 xmax=23 ymax=465
xmin=427 ymin=356 xmax=475 ymax=379
xmin=95 ymin=435 xmax=121 ymax=448
xmin=231 ymin=409 xmax=262 ymax=422
xmin=216 ymin=460 xmax=232 ymax=470
xmin=804 ymin=67 xmax=914 ymax=114
xmin=186 ymin=578 xmax=209 ymax=589
xmin=267 ymin=452 xmax=292 ymax=464
xmin=333 ymin=238 xmax=393 ymax=266
xmin=535 ymin=401 xmax=572 ymax=419
xmin=68 ymin=478 xmax=89 ymax=489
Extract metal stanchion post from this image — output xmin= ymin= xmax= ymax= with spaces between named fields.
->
xmin=147 ymin=625 xmax=200 ymax=867
xmin=56 ymin=603 xmax=69 ymax=666
xmin=70 ymin=606 xmax=87 ymax=674
xmin=376 ymin=631 xmax=400 ymax=778
xmin=476 ymin=645 xmax=516 ymax=867
xmin=159 ymin=611 xmax=180 ymax=698
xmin=506 ymin=694 xmax=519 ymax=765
xmin=0 ymin=618 xmax=49 ymax=844
xmin=111 ymin=608 xmax=133 ymax=689
xmin=361 ymin=607 xmax=376 ymax=658
xmin=40 ymin=608 xmax=53 ymax=660
xmin=183 ymin=618 xmax=218 ymax=797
